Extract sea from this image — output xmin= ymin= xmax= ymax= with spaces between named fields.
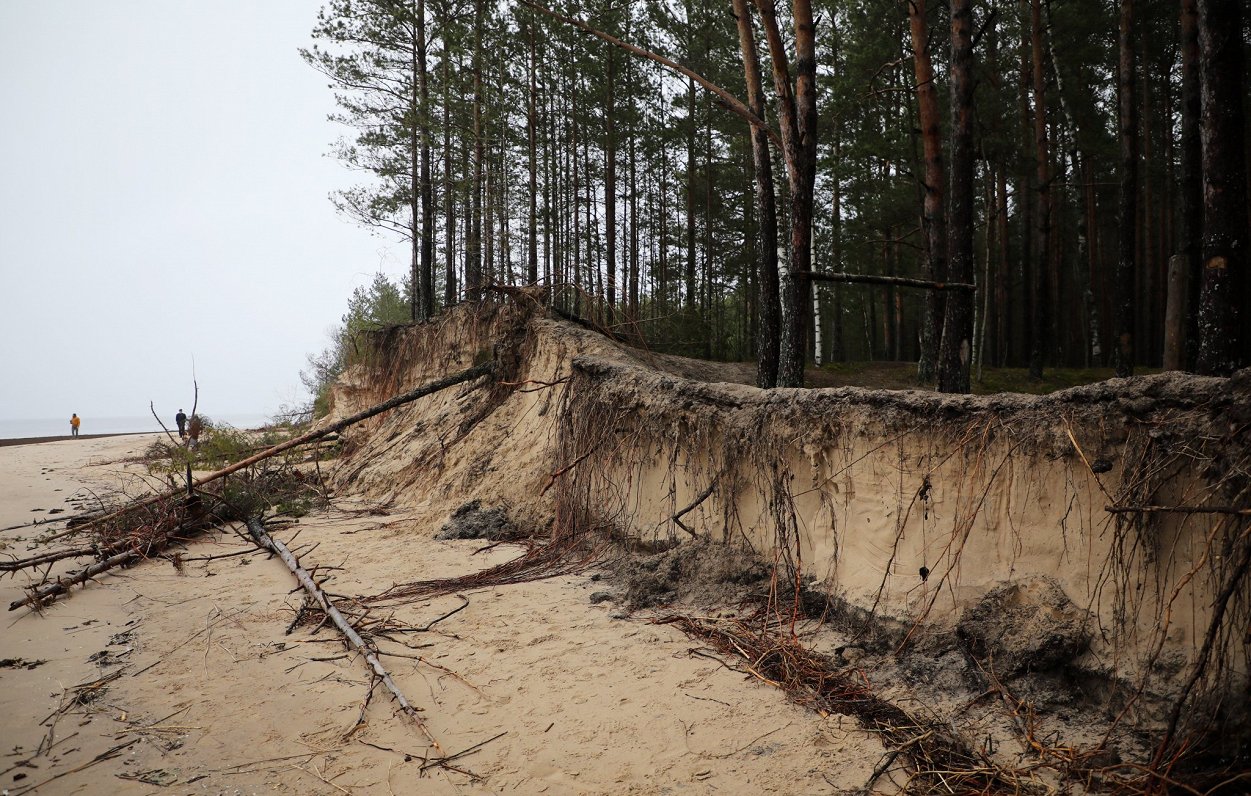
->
xmin=0 ymin=413 xmax=273 ymax=440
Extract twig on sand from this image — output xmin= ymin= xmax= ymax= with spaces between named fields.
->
xmin=419 ymin=595 xmax=470 ymax=631
xmin=290 ymin=762 xmax=353 ymax=795
xmin=9 ymin=739 xmax=139 ymax=796
xmin=419 ymin=731 xmax=507 ymax=774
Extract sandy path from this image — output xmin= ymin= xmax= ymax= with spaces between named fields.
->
xmin=1 ymin=436 xmax=883 ymax=794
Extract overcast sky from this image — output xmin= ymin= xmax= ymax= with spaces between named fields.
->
xmin=0 ymin=1 xmax=407 ymax=421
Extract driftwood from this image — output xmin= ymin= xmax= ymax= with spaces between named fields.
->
xmin=244 ymin=518 xmax=440 ymax=751
xmin=9 ymin=501 xmax=226 ymax=612
xmin=45 ymin=361 xmax=495 ymax=544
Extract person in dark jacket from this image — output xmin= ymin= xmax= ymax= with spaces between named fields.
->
xmin=175 ymin=409 xmax=187 ymax=438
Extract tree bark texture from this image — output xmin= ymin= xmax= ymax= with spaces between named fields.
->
xmin=417 ymin=0 xmax=434 ymax=320
xmin=733 ymin=0 xmax=781 ymax=388
xmin=1178 ymin=0 xmax=1202 ymax=368
xmin=1114 ymin=0 xmax=1138 ymax=377
xmin=756 ymin=0 xmax=818 ymax=388
xmin=605 ymin=44 xmax=618 ymax=316
xmin=938 ymin=0 xmax=974 ymax=394
xmin=908 ymin=0 xmax=948 ymax=383
xmin=1027 ymin=0 xmax=1051 ymax=381
xmin=1194 ymin=0 xmax=1248 ymax=375
xmin=468 ymin=0 xmax=485 ymax=300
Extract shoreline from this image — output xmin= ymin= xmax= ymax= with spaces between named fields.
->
xmin=0 ymin=431 xmax=160 ymax=448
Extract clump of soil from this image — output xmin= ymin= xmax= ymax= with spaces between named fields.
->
xmin=435 ymin=500 xmax=518 ymax=541
xmin=609 ymin=538 xmax=773 ymax=611
xmin=956 ymin=576 xmax=1092 ymax=676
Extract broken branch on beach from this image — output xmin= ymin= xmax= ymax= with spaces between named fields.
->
xmin=244 ymin=517 xmax=441 ymax=751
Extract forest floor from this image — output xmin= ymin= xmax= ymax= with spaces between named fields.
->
xmin=806 ymin=361 xmax=1160 ymax=393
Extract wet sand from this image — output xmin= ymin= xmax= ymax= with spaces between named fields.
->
xmin=0 ymin=432 xmax=155 ymax=448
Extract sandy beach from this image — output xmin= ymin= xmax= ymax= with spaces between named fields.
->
xmin=0 ymin=434 xmax=882 ymax=795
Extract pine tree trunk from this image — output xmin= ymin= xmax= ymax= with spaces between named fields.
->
xmin=605 ymin=45 xmax=617 ymax=317
xmin=468 ymin=0 xmax=484 ymax=301
xmin=409 ymin=21 xmax=421 ymax=323
xmin=572 ymin=84 xmax=582 ymax=315
xmin=1027 ymin=0 xmax=1051 ymax=380
xmin=527 ymin=15 xmax=539 ymax=285
xmin=734 ymin=0 xmax=780 ymax=387
xmin=417 ymin=0 xmax=434 ymax=320
xmin=908 ymin=0 xmax=948 ymax=383
xmin=995 ymin=165 xmax=1009 ymax=366
xmin=756 ymin=0 xmax=817 ymax=388
xmin=1194 ymin=0 xmax=1248 ymax=374
xmin=685 ymin=76 xmax=698 ymax=311
xmin=1113 ymin=0 xmax=1138 ymax=377
xmin=1170 ymin=0 xmax=1199 ymax=370
xmin=628 ymin=108 xmax=640 ymax=322
xmin=543 ymin=67 xmax=553 ymax=288
xmin=937 ymin=0 xmax=975 ymax=393
xmin=704 ymin=100 xmax=714 ymax=359
xmin=831 ymin=140 xmax=845 ymax=362
xmin=442 ymin=45 xmax=457 ymax=306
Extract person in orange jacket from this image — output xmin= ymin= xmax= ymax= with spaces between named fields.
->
xmin=70 ymin=413 xmax=81 ymax=437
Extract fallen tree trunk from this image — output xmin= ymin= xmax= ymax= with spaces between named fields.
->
xmin=45 ymin=361 xmax=495 ymax=544
xmin=793 ymin=271 xmax=976 ymax=292
xmin=9 ymin=501 xmax=227 ymax=611
xmin=244 ymin=518 xmax=441 ymax=750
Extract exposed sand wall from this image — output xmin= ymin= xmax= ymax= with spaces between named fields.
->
xmin=329 ymin=304 xmax=1251 ymax=707
xmin=557 ymin=355 xmax=1251 ymax=699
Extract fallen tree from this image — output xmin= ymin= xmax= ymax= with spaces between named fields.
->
xmin=43 ymin=361 xmax=495 ymax=545
xmin=9 ymin=499 xmax=227 ymax=612
xmin=8 ymin=362 xmax=495 ymax=611
xmin=244 ymin=517 xmax=440 ymax=751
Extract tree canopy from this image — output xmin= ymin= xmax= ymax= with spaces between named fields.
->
xmin=304 ymin=0 xmax=1251 ymax=395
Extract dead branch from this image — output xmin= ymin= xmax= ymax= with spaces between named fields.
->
xmin=1 ymin=546 xmax=97 ymax=573
xmin=1 ymin=509 xmax=100 ymax=534
xmin=148 ymin=401 xmax=181 ymax=447
xmin=47 ymin=361 xmax=495 ymax=543
xmin=244 ymin=518 xmax=440 ymax=751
